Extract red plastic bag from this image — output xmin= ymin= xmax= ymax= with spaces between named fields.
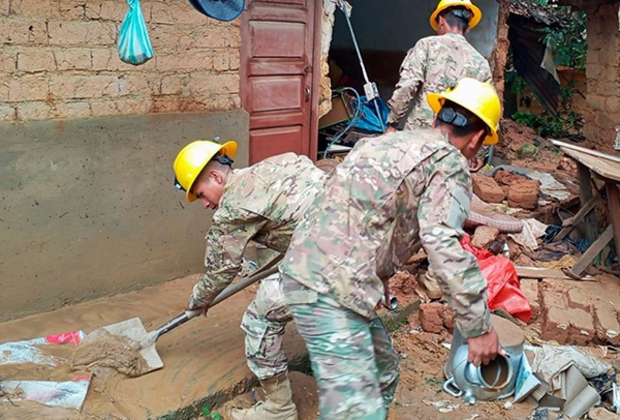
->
xmin=461 ymin=234 xmax=532 ymax=323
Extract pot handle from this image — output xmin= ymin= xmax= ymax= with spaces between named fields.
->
xmin=463 ymin=353 xmax=511 ymax=389
xmin=463 ymin=362 xmax=482 ymax=386
xmin=443 ymin=376 xmax=463 ymax=398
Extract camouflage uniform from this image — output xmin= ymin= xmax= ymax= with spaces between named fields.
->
xmin=387 ymin=33 xmax=492 ymax=130
xmin=189 ymin=153 xmax=326 ymax=381
xmin=280 ymin=130 xmax=492 ymax=419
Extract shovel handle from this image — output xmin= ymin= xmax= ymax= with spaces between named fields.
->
xmin=153 ymin=256 xmax=283 ymax=340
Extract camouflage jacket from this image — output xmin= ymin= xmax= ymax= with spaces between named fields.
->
xmin=189 ymin=153 xmax=326 ymax=309
xmin=387 ymin=33 xmax=492 ymax=131
xmin=280 ymin=131 xmax=491 ymax=338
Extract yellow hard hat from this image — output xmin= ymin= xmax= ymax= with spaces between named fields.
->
xmin=173 ymin=140 xmax=238 ymax=202
xmin=430 ymin=0 xmax=482 ymax=31
xmin=427 ymin=78 xmax=501 ymax=145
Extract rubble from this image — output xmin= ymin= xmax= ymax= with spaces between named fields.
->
xmin=496 ymin=119 xmax=565 ymax=173
xmin=494 ymin=169 xmax=529 ymax=186
xmin=419 ymin=303 xmax=454 ymax=334
xmin=419 ymin=303 xmax=444 ymax=333
xmin=387 ymin=271 xmax=419 ymax=305
xmin=471 ymin=226 xmax=500 ymax=249
xmin=472 ymin=175 xmax=506 ymax=203
xmin=507 ymin=179 xmax=541 ymax=209
xmin=589 ymin=407 xmax=620 ymax=420
xmin=593 ymin=301 xmax=620 ymax=345
xmin=517 ymin=144 xmax=538 ymax=158
xmin=526 ymin=277 xmax=620 ymax=346
xmin=520 ymin=279 xmax=541 ymax=322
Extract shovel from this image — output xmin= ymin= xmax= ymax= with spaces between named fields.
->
xmin=89 ymin=255 xmax=283 ymax=375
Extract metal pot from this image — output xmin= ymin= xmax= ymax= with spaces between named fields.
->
xmin=443 ymin=315 xmax=524 ymax=404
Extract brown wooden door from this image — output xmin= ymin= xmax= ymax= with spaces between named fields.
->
xmin=241 ymin=0 xmax=317 ymax=164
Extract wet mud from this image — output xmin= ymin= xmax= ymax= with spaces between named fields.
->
xmin=70 ymin=329 xmax=149 ymax=377
xmin=0 ymin=274 xmax=309 ymax=420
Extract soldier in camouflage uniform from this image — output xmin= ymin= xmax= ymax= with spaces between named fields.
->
xmin=280 ymin=78 xmax=505 ymax=419
xmin=386 ymin=0 xmax=491 ymax=137
xmin=173 ymin=141 xmax=327 ymax=420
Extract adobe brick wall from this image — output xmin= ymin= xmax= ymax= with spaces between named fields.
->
xmin=584 ymin=2 xmax=620 ymax=152
xmin=0 ymin=0 xmax=240 ymax=121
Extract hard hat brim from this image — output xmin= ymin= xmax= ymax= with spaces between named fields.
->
xmin=430 ymin=3 xmax=482 ymax=31
xmin=185 ymin=140 xmax=238 ymax=203
xmin=427 ymin=92 xmax=498 ymax=146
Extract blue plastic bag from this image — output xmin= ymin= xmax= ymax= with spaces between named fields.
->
xmin=353 ymin=96 xmax=389 ymax=133
xmin=118 ymin=0 xmax=154 ymax=66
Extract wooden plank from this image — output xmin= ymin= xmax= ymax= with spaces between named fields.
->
xmin=605 ymin=182 xmax=620 ymax=264
xmin=570 ymin=224 xmax=615 ymax=276
xmin=578 ymin=163 xmax=597 ymax=243
xmin=554 ymin=194 xmax=599 ymax=242
xmin=515 ymin=266 xmax=593 ymax=281
xmin=560 ymin=146 xmax=620 ymax=183
xmin=553 ymin=140 xmax=620 ymax=165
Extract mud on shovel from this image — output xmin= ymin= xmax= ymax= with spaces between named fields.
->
xmin=88 ymin=255 xmax=283 ymax=375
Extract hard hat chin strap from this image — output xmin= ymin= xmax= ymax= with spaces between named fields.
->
xmin=174 ymin=177 xmax=186 ymax=192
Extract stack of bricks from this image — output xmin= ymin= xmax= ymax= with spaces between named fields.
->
xmin=584 ymin=2 xmax=620 ymax=151
xmin=0 ymin=0 xmax=241 ymax=121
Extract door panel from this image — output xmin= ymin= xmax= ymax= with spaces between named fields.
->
xmin=249 ymin=126 xmax=303 ymax=163
xmin=250 ymin=76 xmax=303 ymax=112
xmin=250 ymin=22 xmax=306 ymax=58
xmin=241 ymin=0 xmax=315 ymax=164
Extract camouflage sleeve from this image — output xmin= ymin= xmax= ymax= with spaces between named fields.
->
xmin=414 ymin=152 xmax=492 ymax=338
xmin=189 ymin=206 xmax=268 ymax=309
xmin=482 ymin=63 xmax=493 ymax=84
xmin=387 ymin=41 xmax=427 ymax=124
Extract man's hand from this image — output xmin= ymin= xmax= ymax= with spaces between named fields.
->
xmin=188 ymin=295 xmax=209 ymax=318
xmin=467 ymin=328 xmax=505 ymax=366
xmin=385 ymin=126 xmax=397 ymax=134
xmin=469 ymin=157 xmax=484 ymax=173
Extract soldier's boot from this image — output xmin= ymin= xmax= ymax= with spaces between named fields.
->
xmin=231 ymin=372 xmax=298 ymax=420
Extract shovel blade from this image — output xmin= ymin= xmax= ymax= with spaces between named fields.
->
xmin=98 ymin=317 xmax=164 ymax=373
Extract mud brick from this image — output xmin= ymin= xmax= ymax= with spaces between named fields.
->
xmin=472 ymin=175 xmax=506 ymax=203
xmin=594 ymin=301 xmax=620 ymax=345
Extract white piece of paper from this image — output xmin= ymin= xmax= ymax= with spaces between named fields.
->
xmin=2 ymin=376 xmax=91 ymax=411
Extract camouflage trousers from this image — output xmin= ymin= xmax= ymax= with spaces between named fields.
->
xmin=282 ymin=274 xmax=400 ymax=420
xmin=241 ymin=273 xmax=293 ymax=381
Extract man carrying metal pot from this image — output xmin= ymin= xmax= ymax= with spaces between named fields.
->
xmin=280 ymin=78 xmax=506 ymax=420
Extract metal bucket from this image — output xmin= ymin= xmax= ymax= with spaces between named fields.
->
xmin=443 ymin=315 xmax=525 ymax=404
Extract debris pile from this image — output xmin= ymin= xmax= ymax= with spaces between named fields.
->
xmin=524 ymin=275 xmax=620 ymax=346
xmin=389 ymin=117 xmax=620 ymax=419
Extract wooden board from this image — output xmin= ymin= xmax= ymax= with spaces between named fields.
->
xmin=571 ymin=224 xmax=615 ymax=276
xmin=561 ymin=147 xmax=620 ymax=183
xmin=516 ymin=266 xmax=594 ymax=281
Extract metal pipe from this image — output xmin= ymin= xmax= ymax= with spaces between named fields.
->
xmin=550 ymin=139 xmax=620 ymax=164
xmin=381 ymin=293 xmax=399 ymax=311
xmin=336 ymin=0 xmax=385 ymax=131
